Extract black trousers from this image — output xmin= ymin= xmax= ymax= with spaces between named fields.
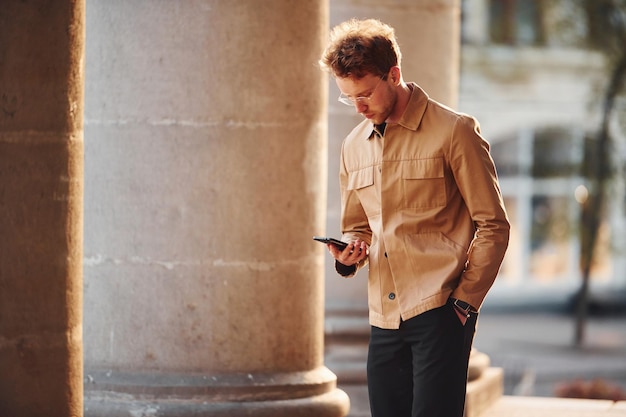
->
xmin=367 ymin=300 xmax=477 ymax=417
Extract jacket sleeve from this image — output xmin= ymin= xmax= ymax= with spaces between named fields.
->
xmin=337 ymin=140 xmax=372 ymax=278
xmin=449 ymin=115 xmax=510 ymax=310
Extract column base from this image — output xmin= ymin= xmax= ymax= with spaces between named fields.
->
xmin=85 ymin=389 xmax=349 ymax=417
xmin=84 ymin=366 xmax=350 ymax=417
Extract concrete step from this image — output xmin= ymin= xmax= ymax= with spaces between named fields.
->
xmin=338 ymin=384 xmax=626 ymax=417
xmin=338 ymin=367 xmax=504 ymax=417
xmin=481 ymin=396 xmax=626 ymax=417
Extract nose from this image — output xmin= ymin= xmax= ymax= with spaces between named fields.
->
xmin=355 ymin=101 xmax=368 ymax=113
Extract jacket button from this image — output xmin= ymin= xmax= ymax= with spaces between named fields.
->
xmin=388 ymin=292 xmax=396 ymax=300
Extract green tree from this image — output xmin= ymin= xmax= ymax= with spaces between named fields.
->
xmin=575 ymin=0 xmax=626 ymax=347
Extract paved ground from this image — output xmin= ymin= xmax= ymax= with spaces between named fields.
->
xmin=335 ymin=310 xmax=626 ymax=417
xmin=473 ymin=310 xmax=626 ymax=397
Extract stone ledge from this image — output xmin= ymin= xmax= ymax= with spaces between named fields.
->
xmin=465 ymin=367 xmax=504 ymax=417
xmin=481 ymin=396 xmax=626 ymax=417
xmin=611 ymin=401 xmax=626 ymax=415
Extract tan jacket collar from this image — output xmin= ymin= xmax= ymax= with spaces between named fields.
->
xmin=367 ymin=82 xmax=429 ymax=139
xmin=397 ymin=83 xmax=429 ymax=132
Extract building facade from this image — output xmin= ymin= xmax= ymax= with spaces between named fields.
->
xmin=459 ymin=0 xmax=626 ymax=308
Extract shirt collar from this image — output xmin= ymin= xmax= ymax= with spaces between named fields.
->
xmin=369 ymin=122 xmax=387 ymax=139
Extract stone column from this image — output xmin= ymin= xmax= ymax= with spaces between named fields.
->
xmin=0 ymin=1 xmax=85 ymax=417
xmin=83 ymin=1 xmax=348 ymax=416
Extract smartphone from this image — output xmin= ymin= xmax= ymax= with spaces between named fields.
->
xmin=313 ymin=236 xmax=348 ymax=250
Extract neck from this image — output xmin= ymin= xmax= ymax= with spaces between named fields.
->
xmin=386 ymin=82 xmax=411 ymax=124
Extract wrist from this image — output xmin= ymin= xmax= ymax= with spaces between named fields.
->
xmin=335 ymin=260 xmax=357 ymax=277
xmin=450 ymin=298 xmax=476 ymax=314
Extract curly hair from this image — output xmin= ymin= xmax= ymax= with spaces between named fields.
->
xmin=319 ymin=19 xmax=402 ymax=79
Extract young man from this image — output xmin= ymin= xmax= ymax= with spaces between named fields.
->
xmin=319 ymin=19 xmax=510 ymax=417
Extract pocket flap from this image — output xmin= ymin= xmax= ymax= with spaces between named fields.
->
xmin=347 ymin=166 xmax=374 ymax=190
xmin=402 ymin=158 xmax=444 ymax=179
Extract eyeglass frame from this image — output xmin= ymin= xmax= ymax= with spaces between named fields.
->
xmin=337 ymin=75 xmax=387 ymax=107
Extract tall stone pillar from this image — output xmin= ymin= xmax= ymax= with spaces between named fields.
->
xmin=83 ymin=1 xmax=348 ymax=416
xmin=0 ymin=1 xmax=85 ymax=417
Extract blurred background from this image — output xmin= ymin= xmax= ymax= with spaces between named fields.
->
xmin=458 ymin=0 xmax=626 ymax=317
xmin=461 ymin=0 xmax=626 ymax=401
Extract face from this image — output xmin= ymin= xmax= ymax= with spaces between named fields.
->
xmin=336 ymin=73 xmax=395 ymax=125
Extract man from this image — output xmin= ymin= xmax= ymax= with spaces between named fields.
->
xmin=319 ymin=19 xmax=510 ymax=417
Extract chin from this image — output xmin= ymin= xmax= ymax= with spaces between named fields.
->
xmin=368 ymin=112 xmax=389 ymax=125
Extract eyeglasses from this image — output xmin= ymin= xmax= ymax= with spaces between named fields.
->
xmin=338 ymin=76 xmax=385 ymax=107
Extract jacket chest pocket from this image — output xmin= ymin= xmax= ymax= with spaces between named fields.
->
xmin=347 ymin=166 xmax=379 ymax=214
xmin=402 ymin=158 xmax=446 ymax=208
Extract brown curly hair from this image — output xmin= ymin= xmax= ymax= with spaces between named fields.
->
xmin=319 ymin=19 xmax=402 ymax=79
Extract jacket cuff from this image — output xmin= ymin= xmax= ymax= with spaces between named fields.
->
xmin=335 ymin=260 xmax=357 ymax=277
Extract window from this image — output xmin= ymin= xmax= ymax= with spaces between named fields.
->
xmin=491 ymin=126 xmax=613 ymax=289
xmin=489 ymin=0 xmax=544 ymax=45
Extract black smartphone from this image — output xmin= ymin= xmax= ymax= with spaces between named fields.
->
xmin=313 ymin=236 xmax=348 ymax=250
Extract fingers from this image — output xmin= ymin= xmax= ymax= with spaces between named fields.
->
xmin=334 ymin=240 xmax=368 ymax=266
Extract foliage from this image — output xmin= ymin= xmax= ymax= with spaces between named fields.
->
xmin=574 ymin=0 xmax=626 ymax=347
xmin=555 ymin=378 xmax=626 ymax=401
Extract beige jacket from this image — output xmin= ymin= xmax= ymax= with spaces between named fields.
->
xmin=339 ymin=84 xmax=510 ymax=329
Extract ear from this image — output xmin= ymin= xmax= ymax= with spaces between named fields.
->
xmin=389 ymin=66 xmax=401 ymax=84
